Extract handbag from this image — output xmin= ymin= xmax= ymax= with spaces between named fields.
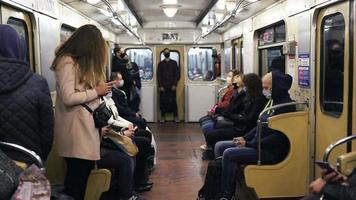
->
xmin=81 ymin=98 xmax=112 ymax=129
xmin=215 ymin=115 xmax=235 ymax=129
xmin=0 ymin=149 xmax=22 ymax=200
xmin=12 ymin=164 xmax=51 ymax=200
xmin=102 ymin=129 xmax=139 ymax=157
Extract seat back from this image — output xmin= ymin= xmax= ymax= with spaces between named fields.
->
xmin=45 ymin=142 xmax=111 ymax=200
xmin=337 ymin=151 xmax=356 ymax=176
xmin=244 ymin=111 xmax=309 ymax=198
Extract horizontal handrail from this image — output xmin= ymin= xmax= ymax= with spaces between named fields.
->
xmin=0 ymin=142 xmax=44 ymax=169
xmin=323 ymin=135 xmax=356 ymax=162
xmin=257 ymin=101 xmax=309 ymax=165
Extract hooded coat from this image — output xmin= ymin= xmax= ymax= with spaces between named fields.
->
xmin=244 ymin=71 xmax=295 ymax=164
xmin=0 ymin=25 xmax=54 ymax=162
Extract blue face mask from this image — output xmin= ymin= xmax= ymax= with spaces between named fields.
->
xmin=263 ymin=89 xmax=272 ymax=99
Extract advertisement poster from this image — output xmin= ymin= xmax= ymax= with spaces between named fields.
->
xmin=298 ymin=54 xmax=310 ymax=88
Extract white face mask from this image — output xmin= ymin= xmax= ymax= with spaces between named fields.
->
xmin=105 ymin=91 xmax=112 ymax=99
xmin=263 ymin=89 xmax=272 ymax=99
xmin=118 ymin=79 xmax=124 ymax=88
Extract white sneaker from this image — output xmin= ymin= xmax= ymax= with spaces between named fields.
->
xmin=200 ymin=144 xmax=208 ymax=151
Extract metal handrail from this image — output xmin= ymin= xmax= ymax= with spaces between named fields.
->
xmin=0 ymin=142 xmax=44 ymax=170
xmin=323 ymin=135 xmax=356 ymax=162
xmin=256 ymin=101 xmax=309 ymax=165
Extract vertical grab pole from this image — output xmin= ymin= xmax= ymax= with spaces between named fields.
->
xmin=257 ymin=119 xmax=262 ymax=165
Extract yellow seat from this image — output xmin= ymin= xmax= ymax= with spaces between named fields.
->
xmin=337 ymin=151 xmax=356 ymax=176
xmin=46 ymin=142 xmax=111 ymax=200
xmin=244 ymin=111 xmax=309 ymax=198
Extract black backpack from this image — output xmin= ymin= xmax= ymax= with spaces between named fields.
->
xmin=197 ymin=158 xmax=223 ymax=200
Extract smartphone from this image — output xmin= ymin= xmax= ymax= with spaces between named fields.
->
xmin=315 ymin=160 xmax=336 ymax=173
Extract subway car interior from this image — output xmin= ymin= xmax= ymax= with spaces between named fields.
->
xmin=0 ymin=0 xmax=356 ymax=199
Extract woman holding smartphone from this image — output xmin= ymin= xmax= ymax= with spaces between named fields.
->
xmin=51 ymin=24 xmax=113 ymax=200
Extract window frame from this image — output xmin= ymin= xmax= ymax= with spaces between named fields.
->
xmin=319 ymin=12 xmax=345 ymax=118
xmin=186 ymin=47 xmax=217 ymax=82
xmin=126 ymin=47 xmax=154 ymax=81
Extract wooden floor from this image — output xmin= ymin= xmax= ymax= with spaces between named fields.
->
xmin=141 ymin=122 xmax=208 ymax=200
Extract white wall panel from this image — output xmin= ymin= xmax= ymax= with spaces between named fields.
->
xmin=140 ymin=85 xmax=156 ymax=122
xmin=186 ymin=85 xmax=216 ymax=122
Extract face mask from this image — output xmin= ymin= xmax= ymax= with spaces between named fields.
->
xmin=263 ymin=89 xmax=272 ymax=99
xmin=232 ymin=82 xmax=239 ymax=89
xmin=164 ymin=52 xmax=170 ymax=58
xmin=105 ymin=91 xmax=112 ymax=99
xmin=242 ymin=86 xmax=247 ymax=92
xmin=226 ymin=77 xmax=232 ymax=84
xmin=119 ymin=53 xmax=126 ymax=58
xmin=118 ymin=79 xmax=124 ymax=88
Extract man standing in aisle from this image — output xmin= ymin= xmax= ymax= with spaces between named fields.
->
xmin=157 ymin=48 xmax=180 ymax=123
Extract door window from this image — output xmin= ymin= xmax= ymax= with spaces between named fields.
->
xmin=126 ymin=48 xmax=153 ymax=81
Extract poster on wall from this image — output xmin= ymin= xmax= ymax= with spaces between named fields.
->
xmin=298 ymin=53 xmax=310 ymax=88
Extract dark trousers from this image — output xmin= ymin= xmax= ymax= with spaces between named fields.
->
xmin=160 ymin=90 xmax=177 ymax=116
xmin=97 ymin=148 xmax=135 ymax=198
xmin=125 ymin=116 xmax=147 ymax=130
xmin=64 ymin=157 xmax=95 ymax=200
xmin=214 ymin=141 xmax=258 ymax=194
xmin=204 ymin=127 xmax=245 ymax=149
xmin=300 ymin=194 xmax=320 ymax=200
xmin=133 ymin=136 xmax=151 ymax=185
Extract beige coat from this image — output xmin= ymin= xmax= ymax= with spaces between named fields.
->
xmin=54 ymin=56 xmax=100 ymax=160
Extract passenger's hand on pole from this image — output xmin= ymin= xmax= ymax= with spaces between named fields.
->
xmin=96 ymin=81 xmax=113 ymax=96
xmin=159 ymin=87 xmax=165 ymax=92
xmin=171 ymin=85 xmax=176 ymax=91
xmin=309 ymin=178 xmax=326 ymax=195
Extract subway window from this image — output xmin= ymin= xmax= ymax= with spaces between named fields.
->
xmin=224 ymin=47 xmax=231 ymax=74
xmin=126 ymin=48 xmax=153 ymax=81
xmin=7 ymin=17 xmax=30 ymax=63
xmin=60 ymin=24 xmax=75 ymax=43
xmin=187 ymin=47 xmax=218 ymax=81
xmin=320 ymin=13 xmax=345 ymax=117
xmin=258 ymin=21 xmax=286 ymax=75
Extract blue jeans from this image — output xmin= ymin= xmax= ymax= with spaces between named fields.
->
xmin=214 ymin=141 xmax=258 ymax=194
xmin=201 ymin=118 xmax=215 ymax=133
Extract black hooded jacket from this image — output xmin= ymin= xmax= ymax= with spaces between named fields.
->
xmin=0 ymin=25 xmax=53 ymax=162
xmin=244 ymin=71 xmax=294 ymax=164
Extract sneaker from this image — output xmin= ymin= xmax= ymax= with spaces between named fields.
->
xmin=202 ymin=149 xmax=214 ymax=160
xmin=200 ymin=144 xmax=208 ymax=151
xmin=216 ymin=191 xmax=235 ymax=200
xmin=126 ymin=195 xmax=146 ymax=200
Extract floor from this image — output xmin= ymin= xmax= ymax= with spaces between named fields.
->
xmin=141 ymin=122 xmax=208 ymax=200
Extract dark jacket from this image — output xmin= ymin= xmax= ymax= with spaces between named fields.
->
xmin=243 ymin=71 xmax=295 ymax=164
xmin=0 ymin=25 xmax=54 ymax=162
xmin=221 ymin=90 xmax=246 ymax=115
xmin=111 ymin=87 xmax=136 ymax=118
xmin=320 ymin=169 xmax=356 ymax=200
xmin=214 ymin=86 xmax=237 ymax=114
xmin=111 ymin=56 xmax=133 ymax=101
xmin=157 ymin=59 xmax=180 ymax=89
xmin=224 ymin=92 xmax=267 ymax=133
xmin=127 ymin=62 xmax=141 ymax=90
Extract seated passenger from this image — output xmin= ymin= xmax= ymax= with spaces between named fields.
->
xmin=301 ymin=167 xmax=356 ymax=200
xmin=212 ymin=71 xmax=294 ymax=200
xmin=0 ymin=25 xmax=54 ymax=163
xmin=199 ymin=70 xmax=241 ymax=134
xmin=202 ymin=74 xmax=267 ymax=160
xmin=124 ymin=53 xmax=142 ymax=113
xmin=110 ymin=72 xmax=148 ymax=130
xmin=102 ymin=90 xmax=153 ymax=193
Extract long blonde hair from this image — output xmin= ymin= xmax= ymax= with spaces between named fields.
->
xmin=51 ymin=24 xmax=108 ymax=88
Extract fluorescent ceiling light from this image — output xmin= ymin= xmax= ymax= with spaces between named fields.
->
xmin=160 ymin=5 xmax=181 ymax=18
xmin=245 ymin=0 xmax=258 ymax=2
xmin=87 ymin=0 xmax=101 ymax=4
xmin=215 ymin=12 xmax=224 ymax=21
xmin=235 ymin=8 xmax=244 ymax=14
xmin=111 ymin=18 xmax=121 ymax=26
xmin=202 ymin=16 xmax=209 ymax=25
xmin=201 ymin=26 xmax=208 ymax=33
xmin=216 ymin=0 xmax=226 ymax=10
xmin=117 ymin=0 xmax=125 ymax=11
xmin=226 ymin=1 xmax=236 ymax=12
xmin=163 ymin=0 xmax=178 ymax=4
xmin=99 ymin=8 xmax=112 ymax=17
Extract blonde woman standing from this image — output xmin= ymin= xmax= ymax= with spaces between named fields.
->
xmin=51 ymin=24 xmax=113 ymax=200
